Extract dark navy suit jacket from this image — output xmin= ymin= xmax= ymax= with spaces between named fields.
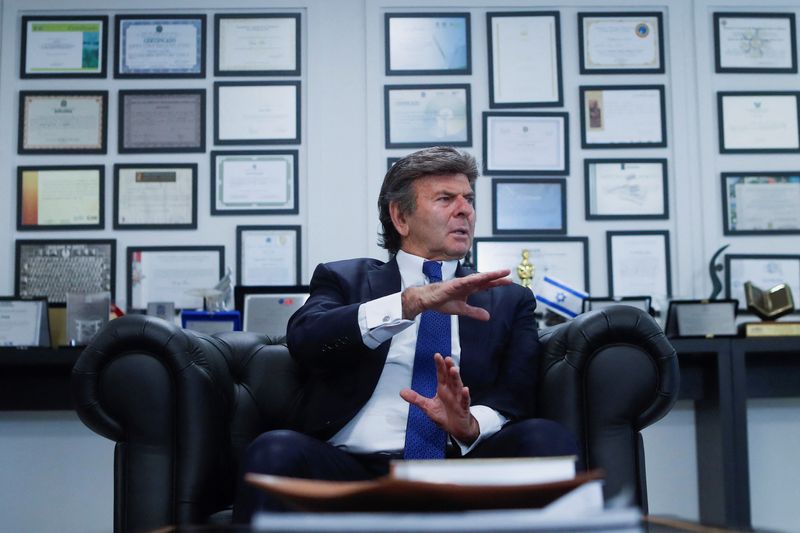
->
xmin=286 ymin=256 xmax=539 ymax=440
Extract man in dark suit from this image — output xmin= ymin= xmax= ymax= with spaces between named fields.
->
xmin=233 ymin=146 xmax=577 ymax=521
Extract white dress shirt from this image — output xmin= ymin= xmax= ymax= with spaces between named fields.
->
xmin=328 ymin=250 xmax=507 ymax=454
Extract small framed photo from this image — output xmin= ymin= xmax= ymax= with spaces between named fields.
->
xmin=578 ymin=12 xmax=664 ymax=74
xmin=492 ymin=179 xmax=566 ymax=235
xmin=211 ymin=150 xmax=299 ymax=215
xmin=236 ymin=225 xmax=301 ymax=286
xmin=15 ymin=239 xmax=116 ymax=304
xmin=115 ymin=14 xmax=206 ymax=78
xmin=114 ymin=164 xmax=198 ymax=230
xmin=725 ymin=254 xmax=800 ymax=311
xmin=482 ymin=112 xmax=568 ymax=175
xmin=722 ymin=172 xmax=800 ymax=235
xmin=214 ymin=81 xmax=301 ymax=145
xmin=21 ymin=15 xmax=108 ymax=78
xmin=17 ymin=166 xmax=104 ymax=231
xmin=487 ymin=11 xmax=562 ymax=107
xmin=714 ymin=12 xmax=797 ymax=73
xmin=664 ymin=299 xmax=738 ymax=338
xmin=717 ymin=92 xmax=800 ymax=153
xmin=585 ymin=159 xmax=668 ymax=220
xmin=607 ymin=230 xmax=671 ymax=298
xmin=473 ymin=237 xmax=589 ymax=292
xmin=214 ymin=13 xmax=301 ymax=76
xmin=384 ymin=84 xmax=472 ymax=148
xmin=127 ymin=246 xmax=225 ymax=312
xmin=580 ymin=85 xmax=666 ymax=148
xmin=234 ymin=285 xmax=310 ymax=338
xmin=385 ymin=12 xmax=471 ymax=75
xmin=0 ymin=297 xmax=51 ymax=348
xmin=18 ymin=91 xmax=107 ymax=155
xmin=118 ymin=89 xmax=206 ymax=153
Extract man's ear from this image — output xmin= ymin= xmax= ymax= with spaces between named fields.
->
xmin=389 ymin=201 xmax=409 ymax=237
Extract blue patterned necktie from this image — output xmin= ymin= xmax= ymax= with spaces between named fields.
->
xmin=403 ymin=260 xmax=449 ymax=459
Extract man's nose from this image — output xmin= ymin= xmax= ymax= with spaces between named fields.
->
xmin=453 ymin=195 xmax=474 ymax=216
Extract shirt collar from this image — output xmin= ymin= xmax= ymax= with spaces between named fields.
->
xmin=396 ymin=250 xmax=458 ymax=288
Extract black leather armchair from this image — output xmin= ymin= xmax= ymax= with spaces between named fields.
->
xmin=72 ymin=305 xmax=678 ymax=533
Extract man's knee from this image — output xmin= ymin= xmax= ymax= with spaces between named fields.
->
xmin=509 ymin=418 xmax=579 ymax=457
xmin=243 ymin=429 xmax=311 ymax=476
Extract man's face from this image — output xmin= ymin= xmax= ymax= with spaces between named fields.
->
xmin=391 ymin=173 xmax=476 ymax=261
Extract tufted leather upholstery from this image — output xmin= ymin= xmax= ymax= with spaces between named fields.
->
xmin=72 ymin=305 xmax=678 ymax=533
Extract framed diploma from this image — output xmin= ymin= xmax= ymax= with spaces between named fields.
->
xmin=127 ymin=246 xmax=225 ymax=312
xmin=580 ymin=85 xmax=666 ymax=148
xmin=606 ymin=231 xmax=671 ymax=298
xmin=115 ymin=14 xmax=206 ymax=78
xmin=211 ymin=150 xmax=299 ymax=215
xmin=215 ymin=13 xmax=301 ymax=76
xmin=234 ymin=286 xmax=310 ymax=339
xmin=119 ymin=89 xmax=206 ymax=153
xmin=21 ymin=15 xmax=108 ymax=78
xmin=722 ymin=172 xmax=800 ymax=235
xmin=236 ymin=225 xmax=301 ymax=286
xmin=714 ymin=12 xmax=797 ymax=73
xmin=725 ymin=254 xmax=800 ymax=311
xmin=0 ymin=297 xmax=51 ymax=347
xmin=385 ymin=12 xmax=471 ymax=75
xmin=487 ymin=11 xmax=562 ymax=108
xmin=384 ymin=84 xmax=471 ymax=148
xmin=215 ymin=81 xmax=300 ymax=145
xmin=473 ymin=237 xmax=589 ymax=292
xmin=578 ymin=12 xmax=664 ymax=74
xmin=15 ymin=239 xmax=116 ymax=304
xmin=717 ymin=92 xmax=800 ymax=153
xmin=492 ymin=179 xmax=566 ymax=235
xmin=665 ymin=300 xmax=738 ymax=339
xmin=18 ymin=91 xmax=107 ymax=154
xmin=17 ymin=165 xmax=104 ymax=231
xmin=482 ymin=112 xmax=568 ymax=175
xmin=114 ymin=164 xmax=198 ymax=230
xmin=585 ymin=159 xmax=668 ymax=219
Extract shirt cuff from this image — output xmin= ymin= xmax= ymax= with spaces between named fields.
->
xmin=452 ymin=405 xmax=508 ymax=455
xmin=358 ymin=292 xmax=414 ymax=349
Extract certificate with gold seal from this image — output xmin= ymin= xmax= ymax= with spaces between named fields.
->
xmin=18 ymin=91 xmax=107 ymax=154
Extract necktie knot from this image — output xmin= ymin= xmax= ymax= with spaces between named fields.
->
xmin=423 ymin=260 xmax=443 ymax=283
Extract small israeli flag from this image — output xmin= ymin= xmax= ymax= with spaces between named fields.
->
xmin=535 ymin=276 xmax=589 ymax=318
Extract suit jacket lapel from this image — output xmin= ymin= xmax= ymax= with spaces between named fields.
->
xmin=367 ymin=256 xmax=401 ymax=300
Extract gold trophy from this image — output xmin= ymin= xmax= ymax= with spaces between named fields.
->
xmin=517 ymin=250 xmax=535 ymax=289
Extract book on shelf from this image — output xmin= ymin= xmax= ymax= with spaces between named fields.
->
xmin=389 ymin=455 xmax=577 ymax=486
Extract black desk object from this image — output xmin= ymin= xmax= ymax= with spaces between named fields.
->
xmin=0 ymin=346 xmax=82 ymax=410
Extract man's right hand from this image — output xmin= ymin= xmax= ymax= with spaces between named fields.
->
xmin=401 ymin=269 xmax=512 ymax=321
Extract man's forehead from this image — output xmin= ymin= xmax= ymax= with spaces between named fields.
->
xmin=414 ymin=173 xmax=473 ymax=191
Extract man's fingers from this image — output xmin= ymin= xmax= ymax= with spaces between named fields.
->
xmin=400 ymin=387 xmax=425 ymax=407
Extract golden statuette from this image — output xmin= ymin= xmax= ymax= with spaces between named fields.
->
xmin=517 ymin=249 xmax=535 ymax=289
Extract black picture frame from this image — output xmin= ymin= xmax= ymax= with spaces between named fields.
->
xmin=491 ymin=178 xmax=566 ymax=235
xmin=233 ymin=285 xmax=310 ymax=338
xmin=584 ymin=158 xmax=669 ymax=220
xmin=385 ymin=12 xmax=471 ymax=76
xmin=114 ymin=14 xmax=206 ymax=78
xmin=236 ymin=225 xmax=302 ymax=286
xmin=664 ymin=299 xmax=739 ymax=338
xmin=20 ymin=15 xmax=109 ymax=79
xmin=214 ymin=81 xmax=301 ymax=145
xmin=482 ymin=111 xmax=569 ymax=176
xmin=118 ymin=89 xmax=206 ymax=154
xmin=717 ymin=91 xmax=800 ymax=154
xmin=384 ymin=84 xmax=472 ymax=149
xmin=578 ymin=12 xmax=665 ymax=74
xmin=579 ymin=85 xmax=667 ymax=149
xmin=606 ymin=230 xmax=672 ymax=298
xmin=724 ymin=253 xmax=800 ymax=311
xmin=113 ymin=163 xmax=198 ymax=230
xmin=214 ymin=13 xmax=301 ymax=77
xmin=210 ymin=150 xmax=299 ymax=216
xmin=17 ymin=165 xmax=105 ymax=231
xmin=714 ymin=12 xmax=798 ymax=74
xmin=18 ymin=91 xmax=108 ymax=155
xmin=721 ymin=172 xmax=800 ymax=235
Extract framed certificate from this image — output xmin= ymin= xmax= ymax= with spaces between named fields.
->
xmin=119 ymin=89 xmax=206 ymax=153
xmin=211 ymin=150 xmax=298 ymax=215
xmin=15 ymin=239 xmax=116 ymax=304
xmin=18 ymin=91 xmax=107 ymax=154
xmin=0 ymin=297 xmax=51 ymax=347
xmin=664 ymin=300 xmax=738 ymax=338
xmin=580 ymin=85 xmax=666 ymax=148
xmin=234 ymin=286 xmax=310 ymax=338
xmin=482 ymin=112 xmax=568 ymax=175
xmin=214 ymin=13 xmax=301 ymax=76
xmin=114 ymin=164 xmax=197 ymax=230
xmin=492 ymin=179 xmax=566 ymax=235
xmin=722 ymin=172 xmax=800 ymax=235
xmin=127 ymin=246 xmax=225 ymax=312
xmin=585 ymin=159 xmax=668 ymax=219
xmin=725 ymin=254 xmax=800 ymax=311
xmin=214 ymin=81 xmax=300 ymax=145
xmin=21 ymin=15 xmax=108 ymax=78
xmin=385 ymin=12 xmax=471 ymax=75
xmin=607 ymin=231 xmax=671 ymax=298
xmin=237 ymin=225 xmax=301 ymax=286
xmin=384 ymin=84 xmax=471 ymax=148
xmin=115 ymin=14 xmax=206 ymax=78
xmin=714 ymin=12 xmax=797 ymax=73
xmin=487 ymin=11 xmax=562 ymax=107
xmin=578 ymin=12 xmax=664 ymax=74
xmin=472 ymin=237 xmax=589 ymax=292
xmin=17 ymin=166 xmax=104 ymax=231
xmin=717 ymin=92 xmax=800 ymax=153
